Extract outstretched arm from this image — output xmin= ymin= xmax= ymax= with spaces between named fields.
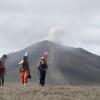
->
xmin=18 ymin=59 xmax=23 ymax=65
xmin=36 ymin=62 xmax=40 ymax=75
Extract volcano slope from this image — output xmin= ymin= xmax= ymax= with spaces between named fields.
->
xmin=5 ymin=40 xmax=100 ymax=85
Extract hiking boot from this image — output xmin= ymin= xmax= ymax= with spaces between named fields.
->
xmin=21 ymin=84 xmax=24 ymax=87
xmin=24 ymin=83 xmax=27 ymax=86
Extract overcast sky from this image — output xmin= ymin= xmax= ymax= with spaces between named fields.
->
xmin=0 ymin=0 xmax=100 ymax=56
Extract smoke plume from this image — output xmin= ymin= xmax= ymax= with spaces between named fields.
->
xmin=48 ymin=27 xmax=64 ymax=44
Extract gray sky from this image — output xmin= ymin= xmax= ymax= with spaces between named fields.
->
xmin=0 ymin=0 xmax=100 ymax=56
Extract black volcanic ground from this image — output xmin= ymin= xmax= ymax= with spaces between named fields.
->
xmin=5 ymin=40 xmax=100 ymax=85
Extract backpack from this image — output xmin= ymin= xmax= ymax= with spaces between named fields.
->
xmin=20 ymin=60 xmax=29 ymax=72
xmin=22 ymin=59 xmax=29 ymax=67
xmin=39 ymin=61 xmax=47 ymax=71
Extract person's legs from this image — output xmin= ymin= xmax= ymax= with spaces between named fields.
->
xmin=0 ymin=76 xmax=2 ymax=86
xmin=39 ymin=70 xmax=43 ymax=86
xmin=24 ymin=71 xmax=28 ymax=86
xmin=20 ymin=72 xmax=24 ymax=86
xmin=1 ymin=74 xmax=4 ymax=86
xmin=39 ymin=70 xmax=46 ymax=86
xmin=42 ymin=71 xmax=46 ymax=86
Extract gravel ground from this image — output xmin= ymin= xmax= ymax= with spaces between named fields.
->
xmin=0 ymin=83 xmax=100 ymax=100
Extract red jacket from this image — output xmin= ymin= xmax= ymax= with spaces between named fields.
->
xmin=0 ymin=64 xmax=5 ymax=76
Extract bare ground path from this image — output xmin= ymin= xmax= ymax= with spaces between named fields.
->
xmin=0 ymin=83 xmax=100 ymax=100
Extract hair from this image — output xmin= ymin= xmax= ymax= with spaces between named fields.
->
xmin=2 ymin=54 xmax=7 ymax=59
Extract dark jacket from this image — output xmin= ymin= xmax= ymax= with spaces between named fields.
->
xmin=20 ymin=60 xmax=30 ymax=72
xmin=38 ymin=60 xmax=48 ymax=71
xmin=0 ymin=63 xmax=5 ymax=76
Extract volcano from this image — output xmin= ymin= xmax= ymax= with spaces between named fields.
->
xmin=5 ymin=40 xmax=100 ymax=85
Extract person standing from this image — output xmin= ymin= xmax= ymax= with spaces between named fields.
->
xmin=19 ymin=53 xmax=30 ymax=86
xmin=0 ymin=54 xmax=7 ymax=86
xmin=37 ymin=57 xmax=48 ymax=86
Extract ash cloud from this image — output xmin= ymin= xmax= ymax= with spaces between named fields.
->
xmin=0 ymin=0 xmax=100 ymax=56
xmin=48 ymin=27 xmax=64 ymax=44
